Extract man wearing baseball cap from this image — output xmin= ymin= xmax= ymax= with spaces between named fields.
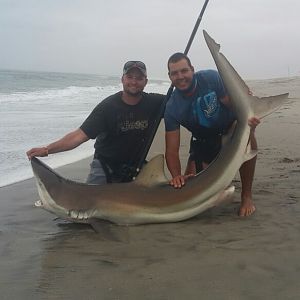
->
xmin=123 ymin=60 xmax=147 ymax=76
xmin=27 ymin=61 xmax=165 ymax=184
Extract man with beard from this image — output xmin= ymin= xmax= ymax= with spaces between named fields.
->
xmin=27 ymin=61 xmax=165 ymax=184
xmin=164 ymin=53 xmax=260 ymax=216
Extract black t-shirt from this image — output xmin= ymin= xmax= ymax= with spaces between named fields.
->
xmin=80 ymin=91 xmax=165 ymax=168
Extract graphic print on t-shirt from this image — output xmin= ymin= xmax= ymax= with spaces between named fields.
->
xmin=200 ymin=91 xmax=219 ymax=118
xmin=118 ymin=112 xmax=149 ymax=132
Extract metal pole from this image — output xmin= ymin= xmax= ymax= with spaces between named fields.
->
xmin=130 ymin=0 xmax=211 ymax=180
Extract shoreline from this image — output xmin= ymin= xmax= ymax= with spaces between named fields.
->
xmin=1 ymin=95 xmax=299 ymax=299
xmin=0 ymin=156 xmax=94 ymax=189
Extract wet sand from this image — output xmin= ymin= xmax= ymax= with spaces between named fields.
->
xmin=1 ymin=79 xmax=300 ymax=299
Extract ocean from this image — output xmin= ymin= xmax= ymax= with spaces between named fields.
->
xmin=0 ymin=69 xmax=169 ymax=187
xmin=1 ymin=69 xmax=298 ymax=188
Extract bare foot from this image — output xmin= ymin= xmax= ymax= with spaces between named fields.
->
xmin=239 ymin=196 xmax=256 ymax=217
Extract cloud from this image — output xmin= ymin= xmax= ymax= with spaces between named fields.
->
xmin=0 ymin=0 xmax=299 ymax=79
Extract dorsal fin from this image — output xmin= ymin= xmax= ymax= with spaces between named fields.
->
xmin=134 ymin=154 xmax=168 ymax=187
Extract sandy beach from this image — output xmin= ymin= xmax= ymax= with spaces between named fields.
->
xmin=1 ymin=78 xmax=300 ymax=300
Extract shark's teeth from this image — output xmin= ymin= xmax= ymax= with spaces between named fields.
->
xmin=68 ymin=210 xmax=93 ymax=220
xmin=69 ymin=210 xmax=79 ymax=218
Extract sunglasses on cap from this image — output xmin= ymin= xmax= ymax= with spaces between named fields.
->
xmin=123 ymin=61 xmax=147 ymax=76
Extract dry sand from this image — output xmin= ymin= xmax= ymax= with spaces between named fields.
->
xmin=0 ymin=78 xmax=299 ymax=299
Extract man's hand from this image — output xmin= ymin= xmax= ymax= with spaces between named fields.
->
xmin=248 ymin=116 xmax=260 ymax=131
xmin=169 ymin=174 xmax=194 ymax=189
xmin=26 ymin=147 xmax=48 ymax=160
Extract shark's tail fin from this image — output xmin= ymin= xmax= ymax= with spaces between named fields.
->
xmin=203 ymin=30 xmax=289 ymax=120
xmin=203 ymin=30 xmax=252 ymax=97
xmin=250 ymin=93 xmax=289 ymax=119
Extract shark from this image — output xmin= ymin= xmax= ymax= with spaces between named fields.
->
xmin=31 ymin=30 xmax=289 ymax=226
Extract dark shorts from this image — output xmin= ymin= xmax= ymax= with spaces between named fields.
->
xmin=189 ymin=134 xmax=222 ymax=172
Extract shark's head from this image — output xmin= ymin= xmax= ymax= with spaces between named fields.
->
xmin=34 ymin=176 xmax=93 ymax=223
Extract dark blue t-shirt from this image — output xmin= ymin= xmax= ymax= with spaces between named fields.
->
xmin=164 ymin=70 xmax=235 ymax=137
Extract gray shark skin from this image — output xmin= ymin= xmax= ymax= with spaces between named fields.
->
xmin=32 ymin=155 xmax=234 ymax=225
xmin=31 ymin=31 xmax=289 ymax=225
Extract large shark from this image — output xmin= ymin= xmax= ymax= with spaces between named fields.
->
xmin=31 ymin=31 xmax=289 ymax=225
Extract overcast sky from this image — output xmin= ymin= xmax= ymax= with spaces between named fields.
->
xmin=1 ymin=0 xmax=299 ymax=79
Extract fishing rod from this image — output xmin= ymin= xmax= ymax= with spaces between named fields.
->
xmin=128 ymin=0 xmax=211 ymax=181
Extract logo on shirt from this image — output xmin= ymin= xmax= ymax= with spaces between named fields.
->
xmin=120 ymin=120 xmax=148 ymax=132
xmin=201 ymin=91 xmax=219 ymax=118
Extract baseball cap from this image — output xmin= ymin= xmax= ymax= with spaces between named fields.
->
xmin=123 ymin=61 xmax=147 ymax=77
